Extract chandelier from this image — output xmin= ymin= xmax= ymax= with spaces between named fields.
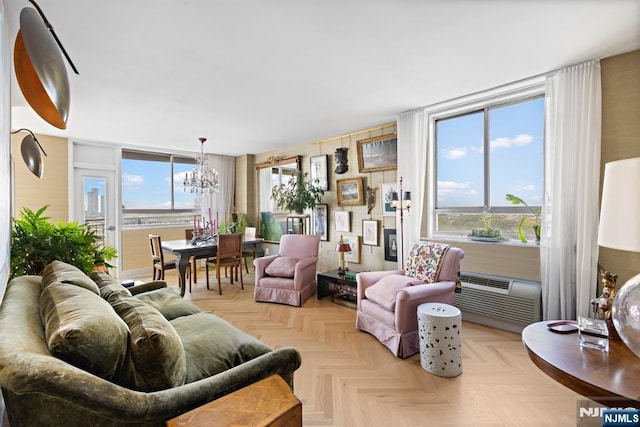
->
xmin=183 ymin=137 xmax=220 ymax=194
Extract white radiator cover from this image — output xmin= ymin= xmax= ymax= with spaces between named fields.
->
xmin=454 ymin=271 xmax=541 ymax=333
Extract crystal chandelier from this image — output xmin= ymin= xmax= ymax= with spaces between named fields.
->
xmin=183 ymin=137 xmax=220 ymax=194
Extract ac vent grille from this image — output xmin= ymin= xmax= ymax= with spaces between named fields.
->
xmin=459 ymin=273 xmax=510 ymax=290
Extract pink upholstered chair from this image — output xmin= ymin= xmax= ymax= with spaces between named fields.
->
xmin=253 ymin=234 xmax=321 ymax=307
xmin=356 ymin=241 xmax=464 ymax=358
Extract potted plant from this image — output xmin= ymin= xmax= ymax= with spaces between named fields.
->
xmin=10 ymin=205 xmax=118 ymax=280
xmin=468 ymin=215 xmax=506 ymax=241
xmin=505 ymin=194 xmax=541 ymax=243
xmin=271 ymin=170 xmax=324 ymax=214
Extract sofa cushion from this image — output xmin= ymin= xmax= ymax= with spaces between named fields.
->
xmin=171 ymin=312 xmax=273 ymax=384
xmin=40 ymin=282 xmax=129 ymax=380
xmin=108 ymin=294 xmax=187 ymax=391
xmin=135 ymin=288 xmax=201 ymax=320
xmin=365 ymin=274 xmax=422 ymax=311
xmin=41 ymin=260 xmax=100 ymax=295
xmin=89 ymin=270 xmax=133 ymax=299
xmin=265 ymin=257 xmax=298 ymax=278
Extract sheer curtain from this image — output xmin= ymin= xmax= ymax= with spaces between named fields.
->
xmin=541 ymin=60 xmax=602 ymax=320
xmin=201 ymin=155 xmax=235 ymax=225
xmin=397 ymin=109 xmax=428 ymax=269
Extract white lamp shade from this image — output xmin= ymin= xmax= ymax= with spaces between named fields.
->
xmin=598 ymin=157 xmax=640 ymax=252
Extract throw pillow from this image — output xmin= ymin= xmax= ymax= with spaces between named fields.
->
xmin=108 ymin=294 xmax=187 ymax=391
xmin=40 ymin=282 xmax=129 ymax=380
xmin=90 ymin=270 xmax=133 ymax=299
xmin=364 ymin=274 xmax=420 ymax=311
xmin=265 ymin=257 xmax=298 ymax=278
xmin=135 ymin=288 xmax=201 ymax=321
xmin=41 ymin=260 xmax=100 ymax=295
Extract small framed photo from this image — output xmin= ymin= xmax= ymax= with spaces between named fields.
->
xmin=381 ymin=183 xmax=397 ymax=217
xmin=362 ymin=219 xmax=379 ymax=246
xmin=357 ymin=134 xmax=397 ymax=173
xmin=343 ymin=235 xmax=361 ymax=264
xmin=310 ymin=154 xmax=329 ymax=191
xmin=337 ymin=177 xmax=364 ymax=206
xmin=314 ymin=204 xmax=328 ymax=241
xmin=334 ymin=210 xmax=350 ymax=232
xmin=384 ymin=229 xmax=398 ymax=262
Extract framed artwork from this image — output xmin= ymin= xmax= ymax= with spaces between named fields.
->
xmin=310 ymin=154 xmax=329 ymax=191
xmin=314 ymin=204 xmax=328 ymax=241
xmin=342 ymin=235 xmax=361 ymax=264
xmin=384 ymin=229 xmax=398 ymax=262
xmin=381 ymin=183 xmax=397 ymax=217
xmin=362 ymin=219 xmax=379 ymax=246
xmin=356 ymin=134 xmax=398 ymax=173
xmin=334 ymin=210 xmax=350 ymax=232
xmin=337 ymin=177 xmax=364 ymax=206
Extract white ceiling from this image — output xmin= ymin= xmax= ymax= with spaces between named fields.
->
xmin=6 ymin=0 xmax=640 ymax=156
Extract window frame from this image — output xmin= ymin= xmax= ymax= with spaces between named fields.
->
xmin=428 ymin=81 xmax=546 ymax=240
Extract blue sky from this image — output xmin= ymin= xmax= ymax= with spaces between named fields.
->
xmin=436 ymin=98 xmax=544 ymax=208
xmin=122 ymin=159 xmax=198 ymax=210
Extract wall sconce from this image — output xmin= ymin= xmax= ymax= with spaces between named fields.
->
xmin=391 ymin=177 xmax=411 ymax=264
xmin=11 ymin=128 xmax=47 ymax=179
xmin=14 ymin=1 xmax=79 ymax=130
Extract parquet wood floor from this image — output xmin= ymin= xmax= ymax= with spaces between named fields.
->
xmin=146 ymin=269 xmax=582 ymax=426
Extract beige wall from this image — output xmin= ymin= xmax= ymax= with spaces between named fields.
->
xmin=10 ymin=134 xmax=68 ymax=222
xmin=598 ymin=49 xmax=640 ymax=286
xmin=121 ymin=227 xmax=187 ymax=271
xmin=248 ymin=123 xmax=401 ymax=273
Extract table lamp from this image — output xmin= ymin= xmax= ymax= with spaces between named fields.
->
xmin=597 ymin=157 xmax=640 ymax=358
xmin=336 ymin=235 xmax=351 ymax=276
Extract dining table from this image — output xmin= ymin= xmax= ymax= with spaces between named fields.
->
xmin=161 ymin=236 xmax=265 ymax=297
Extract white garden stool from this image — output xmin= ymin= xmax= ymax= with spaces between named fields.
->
xmin=417 ymin=302 xmax=462 ymax=377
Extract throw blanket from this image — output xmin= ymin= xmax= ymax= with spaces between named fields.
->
xmin=404 ymin=242 xmax=450 ymax=283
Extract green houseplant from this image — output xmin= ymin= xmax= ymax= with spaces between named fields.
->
xmin=10 ymin=205 xmax=118 ymax=280
xmin=271 ymin=171 xmax=324 ymax=214
xmin=505 ymin=194 xmax=541 ymax=243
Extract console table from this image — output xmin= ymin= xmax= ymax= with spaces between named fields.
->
xmin=522 ymin=321 xmax=640 ymax=407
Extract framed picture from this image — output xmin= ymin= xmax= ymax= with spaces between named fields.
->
xmin=362 ymin=219 xmax=379 ymax=246
xmin=342 ymin=235 xmax=361 ymax=264
xmin=334 ymin=210 xmax=350 ymax=232
xmin=314 ymin=204 xmax=328 ymax=241
xmin=310 ymin=154 xmax=329 ymax=191
xmin=337 ymin=177 xmax=364 ymax=206
xmin=356 ymin=134 xmax=398 ymax=173
xmin=381 ymin=183 xmax=397 ymax=217
xmin=384 ymin=229 xmax=398 ymax=262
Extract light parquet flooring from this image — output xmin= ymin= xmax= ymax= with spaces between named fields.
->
xmin=146 ymin=268 xmax=581 ymax=427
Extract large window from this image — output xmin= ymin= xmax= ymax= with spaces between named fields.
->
xmin=122 ymin=150 xmax=198 ymax=227
xmin=434 ymin=96 xmax=545 ymax=241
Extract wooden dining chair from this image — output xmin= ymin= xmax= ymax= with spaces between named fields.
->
xmin=205 ymin=233 xmax=243 ymax=295
xmin=185 ymin=228 xmax=209 ymax=283
xmin=242 ymin=227 xmax=257 ymax=273
xmin=149 ymin=234 xmax=190 ymax=287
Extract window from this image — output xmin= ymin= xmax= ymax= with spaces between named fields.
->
xmin=122 ymin=150 xmax=198 ymax=227
xmin=434 ymin=96 xmax=545 ymax=241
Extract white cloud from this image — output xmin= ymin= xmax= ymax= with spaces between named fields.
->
xmin=441 ymin=147 xmax=468 ymax=160
xmin=438 ymin=181 xmax=477 ymax=200
xmin=490 ymin=134 xmax=533 ymax=149
xmin=123 ymin=174 xmax=144 ymax=189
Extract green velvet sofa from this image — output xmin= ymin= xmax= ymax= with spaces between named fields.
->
xmin=0 ymin=261 xmax=301 ymax=426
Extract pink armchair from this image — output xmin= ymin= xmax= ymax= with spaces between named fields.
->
xmin=253 ymin=234 xmax=321 ymax=307
xmin=356 ymin=241 xmax=464 ymax=358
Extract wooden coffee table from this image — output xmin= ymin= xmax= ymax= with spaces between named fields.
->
xmin=166 ymin=375 xmax=301 ymax=427
xmin=522 ymin=321 xmax=640 ymax=407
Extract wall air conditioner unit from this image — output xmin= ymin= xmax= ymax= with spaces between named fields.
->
xmin=454 ymin=271 xmax=542 ymax=334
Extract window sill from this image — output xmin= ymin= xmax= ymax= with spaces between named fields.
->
xmin=427 ymin=235 xmax=541 ymax=249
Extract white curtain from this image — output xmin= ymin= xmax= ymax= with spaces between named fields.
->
xmin=397 ymin=109 xmax=428 ymax=269
xmin=201 ymin=155 xmax=235 ymax=225
xmin=541 ymin=60 xmax=602 ymax=320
